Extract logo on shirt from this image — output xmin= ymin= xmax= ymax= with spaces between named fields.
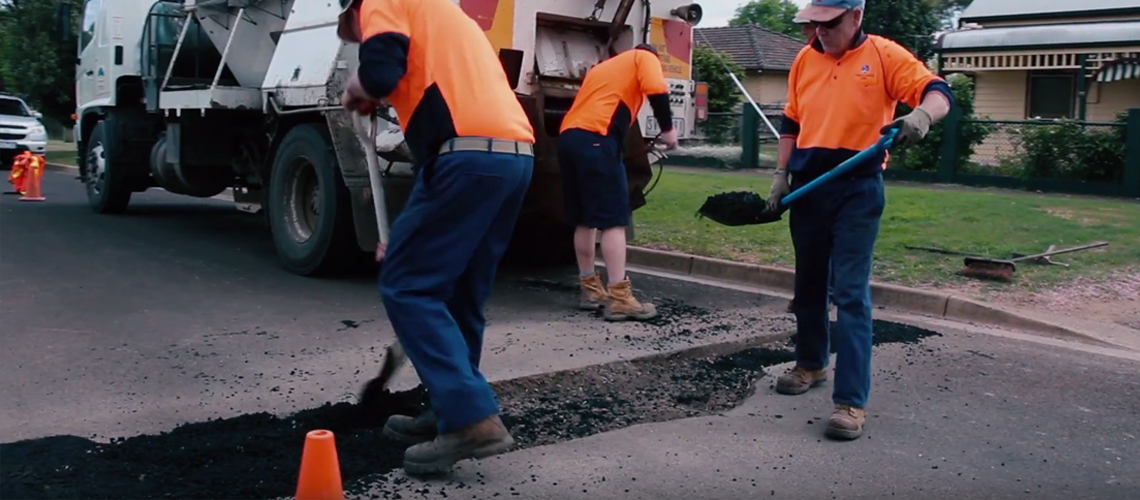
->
xmin=855 ymin=63 xmax=878 ymax=86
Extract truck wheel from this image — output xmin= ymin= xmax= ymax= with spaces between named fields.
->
xmin=267 ymin=123 xmax=359 ymax=276
xmin=84 ymin=121 xmax=132 ymax=214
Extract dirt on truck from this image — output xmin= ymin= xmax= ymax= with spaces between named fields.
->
xmin=55 ymin=0 xmax=706 ymax=275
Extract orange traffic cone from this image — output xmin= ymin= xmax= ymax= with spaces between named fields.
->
xmin=295 ymin=429 xmax=344 ymax=500
xmin=18 ymin=155 xmax=45 ymax=202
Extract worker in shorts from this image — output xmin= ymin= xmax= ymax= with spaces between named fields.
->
xmin=558 ymin=43 xmax=678 ymax=322
xmin=769 ymin=0 xmax=953 ymax=440
xmin=338 ymin=0 xmax=535 ymax=475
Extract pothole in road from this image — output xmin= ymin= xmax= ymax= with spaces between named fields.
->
xmin=0 ymin=320 xmax=939 ymax=500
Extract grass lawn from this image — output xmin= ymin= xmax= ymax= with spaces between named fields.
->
xmin=632 ymin=167 xmax=1140 ymax=292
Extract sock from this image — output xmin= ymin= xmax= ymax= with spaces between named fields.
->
xmin=580 ymin=269 xmax=595 ymax=277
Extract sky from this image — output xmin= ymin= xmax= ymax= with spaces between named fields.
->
xmin=699 ymin=0 xmax=812 ymax=28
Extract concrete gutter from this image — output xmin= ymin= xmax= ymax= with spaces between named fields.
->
xmin=623 ymin=246 xmax=1126 ymax=349
xmin=45 ymin=162 xmax=78 ymax=174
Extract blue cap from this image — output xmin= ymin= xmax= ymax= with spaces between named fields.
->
xmin=795 ymin=0 xmax=864 ymax=23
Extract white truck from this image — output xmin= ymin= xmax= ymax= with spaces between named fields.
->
xmin=54 ymin=0 xmax=706 ymax=276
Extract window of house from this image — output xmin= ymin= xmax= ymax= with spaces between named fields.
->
xmin=1026 ymin=71 xmax=1076 ymax=119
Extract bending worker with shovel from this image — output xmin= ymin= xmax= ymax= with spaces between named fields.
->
xmin=768 ymin=0 xmax=953 ymax=440
xmin=338 ymin=0 xmax=535 ymax=475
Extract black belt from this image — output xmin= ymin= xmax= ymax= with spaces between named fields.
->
xmin=438 ymin=137 xmax=534 ymax=157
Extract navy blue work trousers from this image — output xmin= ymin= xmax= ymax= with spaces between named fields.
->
xmin=379 ymin=149 xmax=534 ymax=434
xmin=788 ymin=172 xmax=885 ymax=409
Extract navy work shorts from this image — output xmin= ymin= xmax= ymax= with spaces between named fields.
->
xmin=557 ymin=128 xmax=631 ymax=229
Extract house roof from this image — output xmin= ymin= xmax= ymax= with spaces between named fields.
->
xmin=960 ymin=0 xmax=1140 ymax=23
xmin=693 ymin=25 xmax=806 ymax=71
xmin=937 ymin=20 xmax=1140 ymax=52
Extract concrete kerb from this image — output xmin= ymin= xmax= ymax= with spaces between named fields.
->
xmin=623 ymin=246 xmax=1118 ymax=348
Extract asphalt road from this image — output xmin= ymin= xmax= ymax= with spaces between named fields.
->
xmin=0 ymin=171 xmax=794 ymax=442
xmin=2 ymin=172 xmax=1138 ymax=500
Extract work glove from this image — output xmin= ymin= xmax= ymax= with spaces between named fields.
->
xmin=880 ymin=108 xmax=932 ymax=147
xmin=766 ymin=168 xmax=790 ymax=212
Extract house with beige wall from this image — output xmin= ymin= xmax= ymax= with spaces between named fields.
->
xmin=694 ymin=24 xmax=807 ymax=110
xmin=936 ymin=0 xmax=1139 ymax=165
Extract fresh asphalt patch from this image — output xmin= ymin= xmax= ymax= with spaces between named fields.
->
xmin=1 ymin=313 xmax=939 ymax=500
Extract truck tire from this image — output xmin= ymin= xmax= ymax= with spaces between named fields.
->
xmin=267 ymin=123 xmax=359 ymax=276
xmin=84 ymin=121 xmax=132 ymax=214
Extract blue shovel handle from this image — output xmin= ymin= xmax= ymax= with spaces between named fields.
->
xmin=779 ymin=128 xmax=899 ymax=206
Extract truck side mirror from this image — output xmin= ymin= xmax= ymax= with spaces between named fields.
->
xmin=53 ymin=2 xmax=72 ymax=43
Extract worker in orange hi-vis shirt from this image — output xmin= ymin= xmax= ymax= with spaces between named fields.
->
xmin=558 ymin=43 xmax=677 ymax=323
xmin=770 ymin=0 xmax=953 ymax=442
xmin=337 ymin=0 xmax=535 ymax=476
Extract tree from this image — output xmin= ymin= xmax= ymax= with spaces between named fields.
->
xmin=862 ymin=0 xmax=942 ymax=63
xmin=692 ymin=46 xmax=745 ymax=144
xmin=729 ymin=0 xmax=801 ymax=38
xmin=0 ymin=0 xmax=84 ymax=128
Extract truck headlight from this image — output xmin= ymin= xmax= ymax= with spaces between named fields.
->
xmin=29 ymin=125 xmax=46 ymax=137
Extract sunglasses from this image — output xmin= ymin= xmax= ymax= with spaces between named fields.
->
xmin=808 ymin=10 xmax=849 ymax=30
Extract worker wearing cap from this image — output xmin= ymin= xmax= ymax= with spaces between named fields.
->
xmin=768 ymin=0 xmax=953 ymax=440
xmin=558 ymin=43 xmax=678 ymax=322
xmin=337 ymin=0 xmax=535 ymax=475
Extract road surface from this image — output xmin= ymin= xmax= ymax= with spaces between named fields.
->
xmin=1 ymin=171 xmax=1137 ymax=499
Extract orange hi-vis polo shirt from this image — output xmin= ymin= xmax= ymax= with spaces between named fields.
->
xmin=356 ymin=0 xmax=535 ymax=165
xmin=560 ymin=47 xmax=673 ymax=145
xmin=779 ymin=32 xmax=954 ymax=180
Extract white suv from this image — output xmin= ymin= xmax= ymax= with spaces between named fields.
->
xmin=0 ymin=94 xmax=48 ymax=168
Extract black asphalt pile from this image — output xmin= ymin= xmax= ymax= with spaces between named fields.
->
xmin=696 ymin=191 xmax=778 ymax=226
xmin=1 ymin=320 xmax=940 ymax=500
xmin=0 ymin=387 xmax=429 ymax=500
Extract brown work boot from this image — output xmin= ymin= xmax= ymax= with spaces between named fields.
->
xmin=402 ymin=414 xmax=516 ymax=475
xmin=603 ymin=278 xmax=657 ymax=322
xmin=382 ymin=409 xmax=438 ymax=445
xmin=825 ymin=404 xmax=865 ymax=440
xmin=774 ymin=365 xmax=828 ymax=395
xmin=579 ymin=272 xmax=608 ymax=311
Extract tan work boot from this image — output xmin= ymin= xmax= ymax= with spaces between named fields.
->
xmin=382 ymin=409 xmax=438 ymax=445
xmin=774 ymin=365 xmax=828 ymax=395
xmin=402 ymin=414 xmax=516 ymax=475
xmin=579 ymin=272 xmax=608 ymax=311
xmin=825 ymin=404 xmax=865 ymax=440
xmin=603 ymin=278 xmax=657 ymax=321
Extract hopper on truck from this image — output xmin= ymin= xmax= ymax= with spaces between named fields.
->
xmin=53 ymin=0 xmax=704 ymax=276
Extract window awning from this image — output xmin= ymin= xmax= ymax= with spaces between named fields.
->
xmin=937 ymin=20 xmax=1140 ymax=52
xmin=1096 ymin=58 xmax=1140 ymax=81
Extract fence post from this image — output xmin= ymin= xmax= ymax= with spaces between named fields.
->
xmin=936 ymin=104 xmax=962 ymax=184
xmin=741 ymin=106 xmax=759 ymax=169
xmin=1124 ymin=108 xmax=1140 ymax=198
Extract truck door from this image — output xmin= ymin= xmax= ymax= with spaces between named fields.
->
xmin=76 ymin=0 xmax=109 ymax=108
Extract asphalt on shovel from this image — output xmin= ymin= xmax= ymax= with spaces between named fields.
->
xmin=351 ymin=111 xmax=410 ymax=412
xmin=696 ymin=128 xmax=899 ymax=226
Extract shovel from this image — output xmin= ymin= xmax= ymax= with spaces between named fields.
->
xmin=352 ymin=111 xmax=409 ymax=406
xmin=696 ymin=128 xmax=899 ymax=226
